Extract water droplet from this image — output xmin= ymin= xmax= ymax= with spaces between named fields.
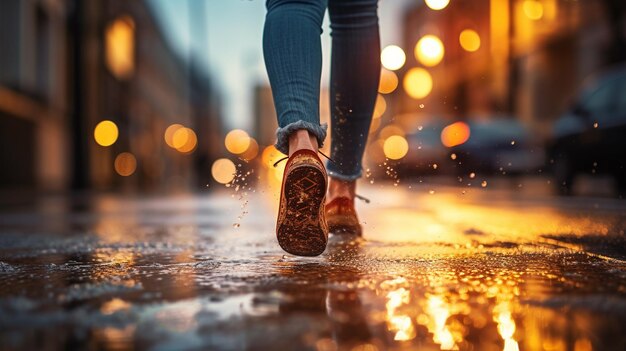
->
xmin=429 ymin=190 xmax=435 ymax=194
xmin=419 ymin=104 xmax=425 ymax=109
xmin=232 ymin=223 xmax=240 ymax=228
xmin=469 ymin=172 xmax=476 ymax=179
xmin=593 ymin=122 xmax=598 ymax=128
xmin=511 ymin=140 xmax=515 ymax=145
xmin=450 ymin=153 xmax=457 ymax=160
xmin=433 ymin=164 xmax=438 ymax=169
xmin=417 ymin=125 xmax=423 ymax=131
xmin=481 ymin=180 xmax=487 ymax=188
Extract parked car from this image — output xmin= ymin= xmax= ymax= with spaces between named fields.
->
xmin=547 ymin=65 xmax=626 ymax=196
xmin=451 ymin=117 xmax=544 ymax=176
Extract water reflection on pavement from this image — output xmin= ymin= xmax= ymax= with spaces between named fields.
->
xmin=0 ymin=185 xmax=625 ymax=350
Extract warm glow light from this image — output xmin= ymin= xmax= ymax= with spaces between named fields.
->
xmin=383 ymin=135 xmax=409 ymax=160
xmin=373 ymin=94 xmax=387 ymax=119
xmin=403 ymin=68 xmax=433 ymax=99
xmin=105 ymin=16 xmax=135 ymax=79
xmin=523 ymin=0 xmax=544 ymax=20
xmin=225 ymin=129 xmax=251 ymax=155
xmin=379 ymin=124 xmax=405 ymax=139
xmin=174 ymin=128 xmax=197 ymax=153
xmin=459 ymin=29 xmax=481 ymax=52
xmin=164 ymin=124 xmax=184 ymax=148
xmin=386 ymin=288 xmax=416 ymax=341
xmin=441 ymin=122 xmax=470 ymax=147
xmin=114 ymin=152 xmax=137 ymax=176
xmin=425 ymin=0 xmax=450 ymax=11
xmin=378 ymin=69 xmax=399 ymax=94
xmin=211 ymin=158 xmax=236 ymax=184
xmin=94 ymin=120 xmax=119 ymax=147
xmin=239 ymin=137 xmax=259 ymax=161
xmin=426 ymin=296 xmax=457 ymax=350
xmin=381 ymin=45 xmax=406 ymax=71
xmin=415 ymin=35 xmax=444 ymax=67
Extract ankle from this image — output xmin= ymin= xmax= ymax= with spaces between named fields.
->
xmin=327 ymin=178 xmax=356 ymax=201
xmin=288 ymin=129 xmax=318 ymax=156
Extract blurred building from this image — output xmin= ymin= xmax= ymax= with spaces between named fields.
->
xmin=397 ymin=0 xmax=625 ymax=138
xmin=0 ymin=0 xmax=223 ymax=193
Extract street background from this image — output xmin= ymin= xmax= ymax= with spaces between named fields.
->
xmin=0 ymin=0 xmax=626 ymax=350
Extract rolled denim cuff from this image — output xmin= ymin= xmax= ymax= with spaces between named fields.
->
xmin=326 ymin=166 xmax=363 ymax=181
xmin=274 ymin=120 xmax=328 ymax=155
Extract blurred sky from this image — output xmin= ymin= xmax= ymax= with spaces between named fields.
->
xmin=148 ymin=0 xmax=416 ymax=131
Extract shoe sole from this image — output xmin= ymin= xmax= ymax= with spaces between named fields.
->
xmin=277 ymin=164 xmax=327 ymax=256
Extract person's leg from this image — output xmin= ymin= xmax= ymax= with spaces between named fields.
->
xmin=326 ymin=0 xmax=380 ymax=201
xmin=263 ymin=0 xmax=328 ymax=156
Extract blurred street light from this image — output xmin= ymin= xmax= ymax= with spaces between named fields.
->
xmin=415 ymin=35 xmax=444 ymax=67
xmin=425 ymin=0 xmax=450 ymax=11
xmin=172 ymin=127 xmax=197 ymax=153
xmin=459 ymin=29 xmax=481 ymax=52
xmin=94 ymin=120 xmax=119 ymax=147
xmin=114 ymin=152 xmax=137 ymax=176
xmin=523 ymin=0 xmax=544 ymax=20
xmin=381 ymin=45 xmax=406 ymax=71
xmin=211 ymin=158 xmax=236 ymax=184
xmin=105 ymin=16 xmax=135 ymax=80
xmin=225 ymin=129 xmax=251 ymax=155
xmin=383 ymin=135 xmax=409 ymax=160
xmin=239 ymin=137 xmax=259 ymax=161
xmin=373 ymin=94 xmax=387 ymax=119
xmin=441 ymin=122 xmax=470 ymax=147
xmin=379 ymin=69 xmax=399 ymax=94
xmin=164 ymin=124 xmax=184 ymax=148
xmin=403 ymin=68 xmax=433 ymax=99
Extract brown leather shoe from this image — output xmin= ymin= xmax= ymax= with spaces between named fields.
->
xmin=325 ymin=197 xmax=362 ymax=236
xmin=276 ymin=149 xmax=328 ymax=256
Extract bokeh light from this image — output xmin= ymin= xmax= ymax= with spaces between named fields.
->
xmin=383 ymin=135 xmax=409 ymax=160
xmin=379 ymin=124 xmax=406 ymax=139
xmin=379 ymin=69 xmax=399 ymax=94
xmin=114 ymin=152 xmax=137 ymax=176
xmin=373 ymin=94 xmax=387 ymax=119
xmin=523 ymin=0 xmax=544 ymax=20
xmin=239 ymin=137 xmax=259 ymax=161
xmin=403 ymin=68 xmax=433 ymax=99
xmin=415 ymin=35 xmax=444 ymax=67
xmin=425 ymin=0 xmax=450 ymax=11
xmin=225 ymin=129 xmax=251 ymax=155
xmin=441 ymin=122 xmax=471 ymax=147
xmin=105 ymin=16 xmax=135 ymax=79
xmin=211 ymin=158 xmax=236 ymax=184
xmin=173 ymin=127 xmax=197 ymax=153
xmin=94 ymin=120 xmax=119 ymax=147
xmin=459 ymin=29 xmax=481 ymax=52
xmin=164 ymin=124 xmax=184 ymax=148
xmin=381 ymin=45 xmax=406 ymax=71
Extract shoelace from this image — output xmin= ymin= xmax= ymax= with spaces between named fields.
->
xmin=272 ymin=150 xmax=370 ymax=204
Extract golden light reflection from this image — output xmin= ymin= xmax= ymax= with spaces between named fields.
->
xmin=172 ymin=127 xmax=197 ymax=153
xmin=381 ymin=45 xmax=406 ymax=71
xmin=459 ymin=29 xmax=481 ymax=52
xmin=523 ymin=0 xmax=544 ymax=20
xmin=211 ymin=158 xmax=236 ymax=184
xmin=494 ymin=288 xmax=520 ymax=351
xmin=373 ymin=94 xmax=387 ymax=119
xmin=94 ymin=120 xmax=119 ymax=147
xmin=378 ymin=69 xmax=399 ymax=94
xmin=105 ymin=16 xmax=135 ymax=79
xmin=114 ymin=152 xmax=137 ymax=176
xmin=383 ymin=135 xmax=409 ymax=160
xmin=385 ymin=285 xmax=416 ymax=341
xmin=164 ymin=123 xmax=184 ymax=148
xmin=239 ymin=137 xmax=259 ymax=161
xmin=441 ymin=122 xmax=470 ymax=147
xmin=225 ymin=129 xmax=251 ymax=155
xmin=403 ymin=68 xmax=433 ymax=99
xmin=425 ymin=0 xmax=450 ymax=11
xmin=426 ymin=296 xmax=457 ymax=350
xmin=415 ymin=35 xmax=444 ymax=67
xmin=101 ymin=298 xmax=131 ymax=315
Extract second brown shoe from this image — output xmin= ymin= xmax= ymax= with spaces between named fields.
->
xmin=325 ymin=197 xmax=362 ymax=236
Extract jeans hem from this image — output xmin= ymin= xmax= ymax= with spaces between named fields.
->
xmin=327 ymin=168 xmax=362 ymax=181
xmin=275 ymin=120 xmax=328 ymax=155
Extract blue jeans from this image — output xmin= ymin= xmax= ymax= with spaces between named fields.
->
xmin=264 ymin=0 xmax=380 ymax=181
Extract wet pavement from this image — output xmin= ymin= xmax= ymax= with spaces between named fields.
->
xmin=0 ymin=182 xmax=625 ymax=351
